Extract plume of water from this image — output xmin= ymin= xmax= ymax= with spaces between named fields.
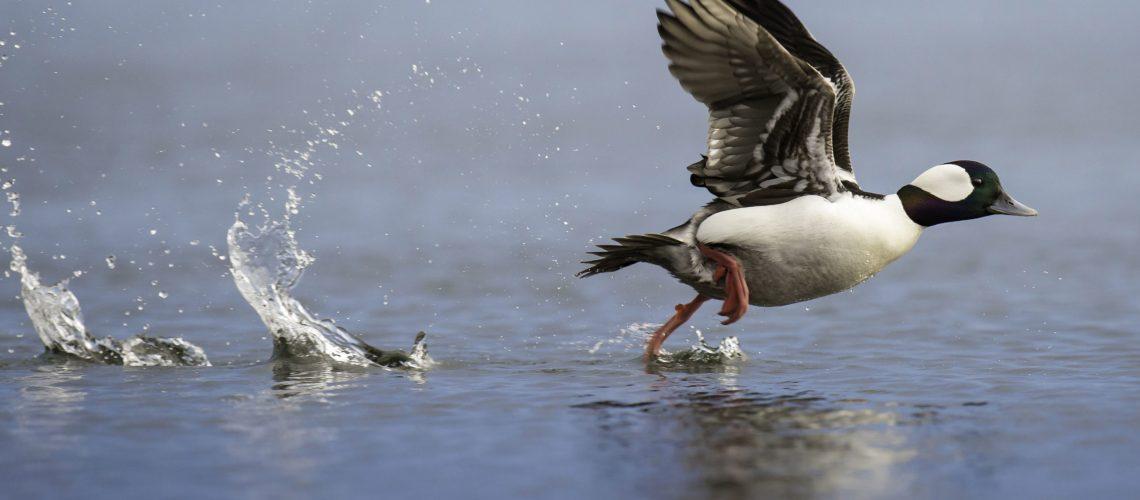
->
xmin=225 ymin=85 xmax=429 ymax=368
xmin=227 ymin=218 xmax=430 ymax=368
xmin=1 ymin=24 xmax=207 ymax=366
xmin=9 ymin=245 xmax=209 ymax=366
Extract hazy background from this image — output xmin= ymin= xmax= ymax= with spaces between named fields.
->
xmin=0 ymin=1 xmax=1138 ymax=498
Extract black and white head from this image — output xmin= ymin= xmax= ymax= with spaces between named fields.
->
xmin=898 ymin=160 xmax=1037 ymax=227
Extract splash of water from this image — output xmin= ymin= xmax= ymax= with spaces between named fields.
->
xmin=658 ymin=331 xmax=747 ymax=365
xmin=8 ymin=245 xmax=209 ymax=366
xmin=2 ymin=28 xmax=206 ymax=367
xmin=588 ymin=323 xmax=746 ymax=366
xmin=226 ymin=217 xmax=430 ymax=368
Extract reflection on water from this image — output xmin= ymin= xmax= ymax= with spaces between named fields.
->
xmin=269 ymin=360 xmax=372 ymax=401
xmin=13 ymin=360 xmax=88 ymax=454
xmin=217 ymin=361 xmax=360 ymax=494
xmin=577 ymin=375 xmax=919 ymax=499
xmin=269 ymin=358 xmax=428 ymax=401
xmin=217 ymin=359 xmax=428 ymax=495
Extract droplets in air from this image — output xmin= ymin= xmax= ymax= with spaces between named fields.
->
xmin=6 ymin=191 xmax=19 ymax=216
xmin=285 ymin=187 xmax=302 ymax=217
xmin=105 ymin=255 xmax=116 ymax=269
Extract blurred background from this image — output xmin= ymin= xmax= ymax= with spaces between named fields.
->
xmin=0 ymin=1 xmax=1137 ymax=498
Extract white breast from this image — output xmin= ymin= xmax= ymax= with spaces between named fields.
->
xmin=695 ymin=194 xmax=924 ymax=306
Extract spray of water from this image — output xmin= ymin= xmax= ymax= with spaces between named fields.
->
xmin=8 ymin=245 xmax=209 ymax=366
xmin=223 ymin=85 xmax=429 ymax=369
xmin=226 ymin=218 xmax=429 ymax=368
xmin=1 ymin=30 xmax=208 ymax=366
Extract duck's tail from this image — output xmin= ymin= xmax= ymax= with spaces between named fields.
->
xmin=576 ymin=233 xmax=685 ymax=278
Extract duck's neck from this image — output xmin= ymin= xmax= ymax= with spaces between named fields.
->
xmin=875 ymin=194 xmax=925 ymax=259
xmin=897 ymin=184 xmax=987 ymax=227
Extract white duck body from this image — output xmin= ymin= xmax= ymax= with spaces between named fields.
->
xmin=695 ymin=193 xmax=924 ymax=307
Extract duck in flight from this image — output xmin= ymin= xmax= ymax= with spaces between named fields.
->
xmin=577 ymin=0 xmax=1037 ymax=359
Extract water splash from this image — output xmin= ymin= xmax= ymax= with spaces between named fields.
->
xmin=226 ymin=217 xmax=430 ymax=368
xmin=8 ymin=245 xmax=209 ymax=366
xmin=657 ymin=331 xmax=747 ymax=366
xmin=1 ymin=26 xmax=206 ymax=367
xmin=589 ymin=323 xmax=746 ymax=366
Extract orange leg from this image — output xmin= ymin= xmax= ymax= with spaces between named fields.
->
xmin=645 ymin=294 xmax=710 ymax=360
xmin=699 ymin=244 xmax=749 ymax=325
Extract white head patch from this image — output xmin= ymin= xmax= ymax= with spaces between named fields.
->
xmin=911 ymin=164 xmax=974 ymax=201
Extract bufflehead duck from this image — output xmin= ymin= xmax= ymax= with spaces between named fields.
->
xmin=577 ymin=0 xmax=1036 ymax=359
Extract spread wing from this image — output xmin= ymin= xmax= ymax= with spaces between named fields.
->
xmin=658 ymin=0 xmax=859 ymax=206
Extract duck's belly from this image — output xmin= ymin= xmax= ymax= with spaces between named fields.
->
xmin=729 ymin=237 xmax=888 ymax=306
xmin=695 ymin=196 xmax=922 ymax=307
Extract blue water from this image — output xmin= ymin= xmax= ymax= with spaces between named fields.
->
xmin=1 ymin=1 xmax=1138 ymax=498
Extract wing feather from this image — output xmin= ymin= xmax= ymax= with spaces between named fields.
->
xmin=659 ymin=0 xmax=859 ymax=205
xmin=726 ymin=0 xmax=857 ymax=175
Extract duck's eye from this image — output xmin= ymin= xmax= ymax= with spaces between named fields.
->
xmin=971 ymin=178 xmax=983 ymax=187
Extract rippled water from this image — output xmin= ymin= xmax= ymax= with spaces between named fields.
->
xmin=1 ymin=1 xmax=1138 ymax=498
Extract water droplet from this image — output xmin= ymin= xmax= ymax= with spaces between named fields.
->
xmin=105 ymin=255 xmax=116 ymax=269
xmin=5 ymin=191 xmax=18 ymax=216
xmin=157 ymin=291 xmax=168 ymax=299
